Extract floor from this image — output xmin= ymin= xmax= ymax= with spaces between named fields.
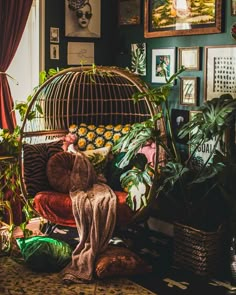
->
xmin=12 ymin=218 xmax=236 ymax=295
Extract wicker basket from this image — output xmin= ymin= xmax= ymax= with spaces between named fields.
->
xmin=173 ymin=222 xmax=225 ymax=276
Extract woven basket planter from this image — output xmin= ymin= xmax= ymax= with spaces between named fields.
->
xmin=173 ymin=222 xmax=225 ymax=276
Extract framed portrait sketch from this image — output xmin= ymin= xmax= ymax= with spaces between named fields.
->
xmin=204 ymin=45 xmax=236 ymax=101
xmin=67 ymin=42 xmax=94 ymax=65
xmin=171 ymin=109 xmax=189 ymax=145
xmin=50 ymin=27 xmax=59 ymax=43
xmin=119 ymin=0 xmax=141 ymax=25
xmin=178 ymin=47 xmax=200 ymax=71
xmin=65 ymin=0 xmax=101 ymax=38
xmin=144 ymin=0 xmax=222 ymax=38
xmin=180 ymin=77 xmax=197 ymax=106
xmin=152 ymin=48 xmax=176 ymax=83
xmin=232 ymin=0 xmax=236 ymax=15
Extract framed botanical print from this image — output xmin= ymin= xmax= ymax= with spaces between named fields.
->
xmin=178 ymin=47 xmax=200 ymax=71
xmin=65 ymin=0 xmax=101 ymax=38
xmin=204 ymin=45 xmax=236 ymax=101
xmin=144 ymin=0 xmax=222 ymax=38
xmin=152 ymin=48 xmax=176 ymax=83
xmin=180 ymin=77 xmax=198 ymax=106
xmin=119 ymin=0 xmax=141 ymax=25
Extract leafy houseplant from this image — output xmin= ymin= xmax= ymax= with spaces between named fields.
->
xmin=0 ymin=68 xmax=61 ymax=243
xmin=113 ymin=66 xmax=236 ymax=233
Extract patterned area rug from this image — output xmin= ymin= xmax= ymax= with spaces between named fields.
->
xmin=0 ymin=256 xmax=157 ymax=295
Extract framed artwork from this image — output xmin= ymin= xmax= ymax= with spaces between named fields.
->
xmin=119 ymin=0 xmax=141 ymax=25
xmin=178 ymin=47 xmax=200 ymax=71
xmin=50 ymin=44 xmax=59 ymax=60
xmin=67 ymin=42 xmax=94 ymax=65
xmin=65 ymin=0 xmax=101 ymax=38
xmin=50 ymin=27 xmax=59 ymax=43
xmin=204 ymin=45 xmax=236 ymax=101
xmin=144 ymin=0 xmax=222 ymax=38
xmin=131 ymin=43 xmax=146 ymax=76
xmin=152 ymin=48 xmax=176 ymax=83
xmin=232 ymin=0 xmax=236 ymax=15
xmin=171 ymin=109 xmax=189 ymax=145
xmin=180 ymin=77 xmax=197 ymax=106
xmin=189 ymin=110 xmax=223 ymax=163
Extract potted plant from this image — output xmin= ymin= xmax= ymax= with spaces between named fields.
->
xmin=112 ymin=67 xmax=236 ymax=276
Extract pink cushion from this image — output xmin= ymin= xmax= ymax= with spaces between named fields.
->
xmin=138 ymin=142 xmax=156 ymax=167
xmin=33 ymin=190 xmax=134 ymax=228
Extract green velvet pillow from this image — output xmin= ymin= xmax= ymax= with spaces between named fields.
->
xmin=16 ymin=236 xmax=72 ymax=273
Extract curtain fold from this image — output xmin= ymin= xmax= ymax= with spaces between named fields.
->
xmin=0 ymin=0 xmax=33 ymax=132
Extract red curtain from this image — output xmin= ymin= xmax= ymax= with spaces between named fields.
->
xmin=0 ymin=0 xmax=33 ymax=132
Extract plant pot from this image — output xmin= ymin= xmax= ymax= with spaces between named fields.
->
xmin=173 ymin=222 xmax=226 ymax=277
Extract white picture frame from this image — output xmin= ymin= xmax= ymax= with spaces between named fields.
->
xmin=204 ymin=45 xmax=236 ymax=101
xmin=152 ymin=48 xmax=176 ymax=83
xmin=50 ymin=27 xmax=59 ymax=43
xmin=67 ymin=42 xmax=94 ymax=65
xmin=50 ymin=44 xmax=59 ymax=60
xmin=65 ymin=0 xmax=101 ymax=38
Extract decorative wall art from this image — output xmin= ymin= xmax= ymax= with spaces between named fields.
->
xmin=67 ymin=42 xmax=94 ymax=65
xmin=204 ymin=45 xmax=236 ymax=101
xmin=119 ymin=0 xmax=141 ymax=25
xmin=50 ymin=27 xmax=59 ymax=43
xmin=178 ymin=47 xmax=200 ymax=71
xmin=189 ymin=110 xmax=223 ymax=163
xmin=131 ymin=43 xmax=146 ymax=76
xmin=65 ymin=0 xmax=101 ymax=38
xmin=180 ymin=77 xmax=197 ymax=106
xmin=171 ymin=108 xmax=189 ymax=145
xmin=50 ymin=44 xmax=59 ymax=60
xmin=144 ymin=0 xmax=222 ymax=38
xmin=152 ymin=47 xmax=176 ymax=83
xmin=232 ymin=0 xmax=236 ymax=15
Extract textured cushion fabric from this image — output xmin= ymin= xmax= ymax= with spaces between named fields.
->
xmin=95 ymin=246 xmax=152 ymax=278
xmin=16 ymin=236 xmax=72 ymax=272
xmin=33 ymin=190 xmax=133 ymax=228
xmin=76 ymin=123 xmax=131 ymax=151
xmin=46 ymin=152 xmax=76 ymax=194
xmin=23 ymin=141 xmax=63 ymax=196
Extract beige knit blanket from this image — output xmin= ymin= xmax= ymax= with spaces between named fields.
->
xmin=61 ymin=152 xmax=117 ymax=283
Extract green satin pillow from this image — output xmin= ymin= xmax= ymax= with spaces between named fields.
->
xmin=16 ymin=236 xmax=72 ymax=272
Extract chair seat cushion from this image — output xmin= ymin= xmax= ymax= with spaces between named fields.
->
xmin=33 ymin=190 xmax=134 ymax=228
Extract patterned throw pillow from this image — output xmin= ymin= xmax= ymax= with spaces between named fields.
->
xmin=95 ymin=246 xmax=152 ymax=278
xmin=76 ymin=123 xmax=131 ymax=151
xmin=23 ymin=140 xmax=63 ymax=197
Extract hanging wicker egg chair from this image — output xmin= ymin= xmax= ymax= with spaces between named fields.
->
xmin=19 ymin=66 xmax=166 ymax=228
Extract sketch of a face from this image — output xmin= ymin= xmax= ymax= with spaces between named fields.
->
xmin=76 ymin=3 xmax=92 ymax=29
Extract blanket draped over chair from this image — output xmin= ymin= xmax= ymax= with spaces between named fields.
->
xmin=61 ymin=152 xmax=117 ymax=282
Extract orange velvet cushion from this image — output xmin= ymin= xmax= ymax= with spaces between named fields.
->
xmin=95 ymin=246 xmax=152 ymax=278
xmin=46 ymin=151 xmax=76 ymax=193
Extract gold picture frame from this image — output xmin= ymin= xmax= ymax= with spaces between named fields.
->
xmin=178 ymin=47 xmax=200 ymax=71
xmin=144 ymin=0 xmax=222 ymax=38
xmin=180 ymin=77 xmax=198 ymax=106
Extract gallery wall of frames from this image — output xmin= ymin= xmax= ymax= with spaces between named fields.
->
xmin=44 ymin=0 xmax=236 ymax=116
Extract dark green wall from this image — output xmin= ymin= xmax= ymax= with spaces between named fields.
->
xmin=45 ymin=0 xmax=118 ymax=69
xmin=45 ymin=0 xmax=236 ymax=108
xmin=115 ymin=1 xmax=236 ymax=109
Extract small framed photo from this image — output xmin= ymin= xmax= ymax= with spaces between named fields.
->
xmin=50 ymin=27 xmax=59 ymax=43
xmin=232 ymin=0 xmax=236 ymax=15
xmin=178 ymin=47 xmax=200 ymax=71
xmin=171 ymin=109 xmax=189 ymax=145
xmin=119 ymin=0 xmax=141 ymax=25
xmin=50 ymin=44 xmax=59 ymax=60
xmin=152 ymin=47 xmax=176 ymax=83
xmin=180 ymin=77 xmax=198 ymax=106
xmin=204 ymin=45 xmax=236 ymax=101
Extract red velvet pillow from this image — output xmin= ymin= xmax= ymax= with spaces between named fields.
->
xmin=46 ymin=151 xmax=76 ymax=193
xmin=95 ymin=246 xmax=152 ymax=278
